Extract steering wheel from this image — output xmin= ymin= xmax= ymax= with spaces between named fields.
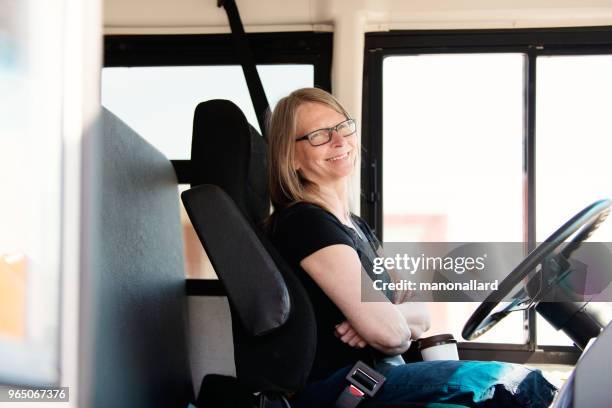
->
xmin=462 ymin=199 xmax=612 ymax=341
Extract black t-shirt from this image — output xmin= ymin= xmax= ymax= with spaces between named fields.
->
xmin=269 ymin=202 xmax=391 ymax=382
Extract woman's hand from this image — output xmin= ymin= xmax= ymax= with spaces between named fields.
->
xmin=395 ymin=302 xmax=431 ymax=339
xmin=335 ymin=321 xmax=367 ymax=348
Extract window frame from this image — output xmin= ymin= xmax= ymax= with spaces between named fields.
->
xmin=361 ymin=26 xmax=612 ymax=363
xmin=104 ymin=32 xmax=333 ymax=182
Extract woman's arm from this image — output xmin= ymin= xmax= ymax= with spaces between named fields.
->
xmin=335 ymin=302 xmax=430 ymax=349
xmin=300 ymin=244 xmax=412 ymax=355
xmin=374 ymin=244 xmax=431 ymax=339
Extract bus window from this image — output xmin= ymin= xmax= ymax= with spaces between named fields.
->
xmin=382 ymin=53 xmax=525 ymax=343
xmin=365 ymin=28 xmax=612 ymax=356
xmin=101 ymin=64 xmax=313 ymax=159
xmin=0 ymin=0 xmax=62 ymax=383
xmin=179 ymin=184 xmax=218 ymax=279
xmin=101 ymin=30 xmax=333 ymax=280
xmin=536 ymin=55 xmax=612 ymax=346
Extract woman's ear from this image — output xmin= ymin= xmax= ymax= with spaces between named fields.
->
xmin=293 ymin=156 xmax=301 ymax=172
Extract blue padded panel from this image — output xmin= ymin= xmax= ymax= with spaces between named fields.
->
xmin=82 ymin=108 xmax=193 ymax=407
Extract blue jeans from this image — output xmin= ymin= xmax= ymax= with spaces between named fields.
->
xmin=291 ymin=360 xmax=557 ymax=408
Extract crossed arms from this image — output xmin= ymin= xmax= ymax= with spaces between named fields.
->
xmin=300 ymin=244 xmax=431 ymax=356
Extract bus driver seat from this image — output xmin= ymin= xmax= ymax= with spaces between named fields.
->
xmin=181 ymin=99 xmax=464 ymax=408
xmin=183 ymin=99 xmax=317 ymax=407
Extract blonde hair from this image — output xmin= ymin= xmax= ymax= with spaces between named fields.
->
xmin=267 ymin=88 xmax=357 ymax=216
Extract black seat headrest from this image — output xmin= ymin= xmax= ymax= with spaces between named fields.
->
xmin=190 ymin=99 xmax=268 ymax=225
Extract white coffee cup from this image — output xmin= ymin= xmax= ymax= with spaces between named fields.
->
xmin=418 ymin=334 xmax=459 ymax=361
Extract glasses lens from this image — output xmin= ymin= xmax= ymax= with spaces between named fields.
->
xmin=309 ymin=131 xmax=331 ymax=146
xmin=337 ymin=120 xmax=356 ymax=137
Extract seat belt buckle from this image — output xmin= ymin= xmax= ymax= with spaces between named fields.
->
xmin=345 ymin=360 xmax=386 ymax=398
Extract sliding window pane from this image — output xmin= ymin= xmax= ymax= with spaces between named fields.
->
xmin=536 ymin=55 xmax=612 ymax=346
xmin=101 ymin=65 xmax=313 ymax=159
xmin=383 ymin=54 xmax=524 ymax=343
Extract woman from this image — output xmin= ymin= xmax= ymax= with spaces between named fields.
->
xmin=266 ymin=88 xmax=556 ymax=407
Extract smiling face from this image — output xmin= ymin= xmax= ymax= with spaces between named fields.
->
xmin=293 ymin=102 xmax=357 ymax=187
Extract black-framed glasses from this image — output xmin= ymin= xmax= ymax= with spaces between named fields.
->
xmin=295 ymin=118 xmax=357 ymax=146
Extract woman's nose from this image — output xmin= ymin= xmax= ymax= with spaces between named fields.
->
xmin=329 ymin=129 xmax=346 ymax=146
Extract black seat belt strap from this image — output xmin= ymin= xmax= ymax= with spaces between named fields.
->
xmin=218 ymin=0 xmax=270 ymax=139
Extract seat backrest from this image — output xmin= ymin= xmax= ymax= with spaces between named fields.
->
xmin=184 ymin=100 xmax=316 ymax=392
